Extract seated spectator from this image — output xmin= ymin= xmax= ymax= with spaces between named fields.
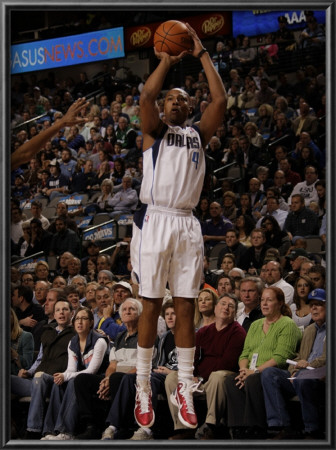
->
xmin=194 ymin=197 xmax=211 ymax=225
xmin=201 ymin=201 xmax=233 ymax=252
xmin=48 ymin=201 xmax=78 ymax=234
xmin=59 ymin=148 xmax=77 ymax=179
xmin=260 ymin=288 xmax=326 ymax=439
xmin=232 ymin=35 xmax=257 ymax=75
xmin=255 ymin=195 xmax=288 ymax=230
xmin=89 ymin=161 xmax=112 ymax=192
xmin=264 ymin=260 xmax=294 ymax=305
xmin=288 ymin=165 xmax=319 ymax=207
xmin=34 ymin=260 xmax=52 ymax=283
xmin=27 ymin=200 xmax=50 ymax=230
xmin=256 ymin=166 xmax=273 ymax=192
xmin=284 ymin=194 xmax=320 ymax=242
xmin=43 ymin=160 xmax=70 ymax=202
xmin=259 ymin=33 xmax=279 ymax=66
xmin=236 ymin=276 xmax=264 ymax=332
xmin=290 ymin=275 xmax=315 ymax=330
xmin=64 ymin=285 xmax=81 ymax=314
xmin=234 ymin=213 xmax=255 ymax=247
xmin=73 ymin=298 xmax=142 ymax=439
xmin=298 ymin=14 xmax=326 ymax=65
xmin=223 ymin=286 xmax=302 ymax=439
xmin=106 ymin=175 xmax=138 ymax=219
xmin=220 ymin=191 xmax=237 ymax=223
xmin=34 ymin=280 xmax=50 ymax=307
xmin=22 ymin=218 xmax=53 ymax=257
xmin=292 ymin=102 xmax=319 ymax=140
xmin=11 ymin=299 xmax=75 ymax=439
xmin=115 ymin=116 xmax=137 ymax=151
xmin=272 ymin=170 xmax=293 ymax=202
xmin=84 ymin=282 xmax=99 ymax=310
xmin=259 ymin=216 xmax=291 ymax=256
xmin=244 ymin=122 xmax=265 ymax=149
xmin=194 ymin=288 xmax=217 ymax=330
xmin=85 ymin=178 xmax=114 ymax=215
xmin=52 ymin=276 xmax=67 ymax=289
xmin=307 ymin=265 xmax=326 ymax=290
xmin=216 ymin=275 xmax=235 ymax=298
xmin=278 ymin=157 xmax=301 ymax=187
xmin=11 ymin=174 xmax=31 ymax=201
xmin=49 ymin=216 xmax=80 ymax=257
xmin=165 ymin=293 xmax=246 ymax=439
xmin=11 ymin=308 xmax=34 ymax=375
xmin=66 ymin=257 xmax=82 ymax=285
xmin=12 ymin=285 xmax=46 ymax=334
xmin=236 ymin=194 xmax=253 ymax=220
xmin=68 ymin=159 xmax=96 ymax=195
xmin=216 ymin=228 xmax=248 ymax=270
xmin=110 ymin=157 xmax=126 ymax=186
xmin=94 ymin=282 xmax=132 ymax=341
xmin=40 ymin=307 xmax=109 ymax=440
xmin=284 ymin=248 xmax=311 ymax=286
xmin=241 ymin=228 xmax=271 ymax=273
xmin=255 ymin=103 xmax=274 ymax=137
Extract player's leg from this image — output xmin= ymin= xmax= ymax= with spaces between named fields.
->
xmin=134 ymin=297 xmax=163 ymax=428
xmin=170 ymin=297 xmax=198 ymax=429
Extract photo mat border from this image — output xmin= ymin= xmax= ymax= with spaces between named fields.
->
xmin=2 ymin=0 xmax=335 ymax=448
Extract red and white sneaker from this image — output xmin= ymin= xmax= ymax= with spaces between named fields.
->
xmin=170 ymin=381 xmax=199 ymax=429
xmin=134 ymin=380 xmax=155 ymax=428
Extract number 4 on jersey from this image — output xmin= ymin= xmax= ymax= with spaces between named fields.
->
xmin=192 ymin=151 xmax=200 ymax=169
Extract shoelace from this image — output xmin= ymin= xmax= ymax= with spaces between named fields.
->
xmin=178 ymin=381 xmax=202 ymax=413
xmin=136 ymin=383 xmax=151 ymax=413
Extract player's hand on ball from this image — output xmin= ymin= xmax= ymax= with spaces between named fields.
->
xmin=185 ymin=23 xmax=204 ymax=57
xmin=154 ymin=47 xmax=188 ymax=64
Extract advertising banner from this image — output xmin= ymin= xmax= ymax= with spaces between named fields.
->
xmin=11 ymin=27 xmax=125 ymax=74
xmin=232 ymin=10 xmax=326 ymax=37
xmin=125 ymin=12 xmax=232 ymax=51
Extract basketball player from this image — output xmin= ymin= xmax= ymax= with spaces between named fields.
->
xmin=131 ymin=23 xmax=227 ymax=430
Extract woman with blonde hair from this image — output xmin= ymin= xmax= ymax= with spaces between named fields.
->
xmin=35 ymin=260 xmax=50 ymax=282
xmin=194 ymin=288 xmax=218 ymax=330
xmin=255 ymin=103 xmax=274 ymax=136
xmin=11 ymin=308 xmax=34 ymax=375
xmin=244 ymin=121 xmax=265 ymax=149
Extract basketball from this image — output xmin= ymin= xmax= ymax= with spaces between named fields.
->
xmin=154 ymin=20 xmax=194 ymax=56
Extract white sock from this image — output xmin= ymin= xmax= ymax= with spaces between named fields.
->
xmin=176 ymin=346 xmax=195 ymax=382
xmin=136 ymin=345 xmax=153 ymax=382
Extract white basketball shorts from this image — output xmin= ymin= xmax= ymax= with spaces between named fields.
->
xmin=131 ymin=204 xmax=204 ymax=298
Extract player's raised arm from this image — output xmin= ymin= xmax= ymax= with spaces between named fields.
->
xmin=139 ymin=49 xmax=186 ymax=148
xmin=11 ymin=97 xmax=89 ymax=171
xmin=186 ymin=23 xmax=227 ymax=147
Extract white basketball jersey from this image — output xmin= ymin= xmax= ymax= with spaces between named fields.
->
xmin=140 ymin=124 xmax=205 ymax=209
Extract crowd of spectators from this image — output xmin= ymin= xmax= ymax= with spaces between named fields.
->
xmin=10 ymin=11 xmax=327 ymax=442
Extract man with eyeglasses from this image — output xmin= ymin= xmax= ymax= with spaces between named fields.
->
xmin=165 ymin=293 xmax=246 ymax=439
xmin=21 ymin=273 xmax=35 ymax=290
xmin=236 ymin=277 xmax=264 ymax=332
xmin=34 ymin=280 xmax=50 ymax=307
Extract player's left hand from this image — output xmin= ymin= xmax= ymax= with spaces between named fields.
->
xmin=185 ymin=23 xmax=204 ymax=57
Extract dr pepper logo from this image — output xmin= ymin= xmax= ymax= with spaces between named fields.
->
xmin=130 ymin=27 xmax=152 ymax=47
xmin=202 ymin=15 xmax=224 ymax=35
